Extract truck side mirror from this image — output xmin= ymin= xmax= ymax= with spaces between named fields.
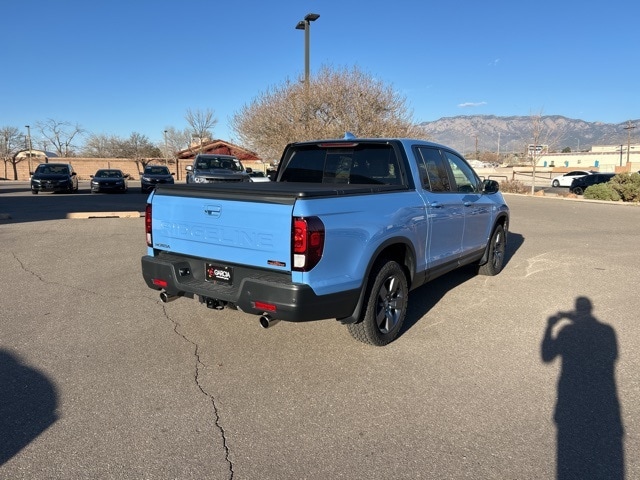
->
xmin=186 ymin=165 xmax=193 ymax=172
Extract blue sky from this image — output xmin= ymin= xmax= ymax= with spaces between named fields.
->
xmin=2 ymin=0 xmax=638 ymax=147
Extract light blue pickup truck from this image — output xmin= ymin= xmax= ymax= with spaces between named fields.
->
xmin=141 ymin=136 xmax=509 ymax=346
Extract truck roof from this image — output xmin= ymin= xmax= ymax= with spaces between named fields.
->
xmin=288 ymin=137 xmax=462 ymax=155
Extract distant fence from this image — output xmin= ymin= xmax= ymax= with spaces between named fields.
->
xmin=488 ymin=175 xmax=509 ymax=183
xmin=511 ymin=167 xmax=554 ymax=181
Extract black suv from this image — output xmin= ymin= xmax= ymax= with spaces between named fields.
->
xmin=141 ymin=165 xmax=174 ymax=193
xmin=569 ymin=173 xmax=616 ymax=195
xmin=30 ymin=163 xmax=79 ymax=194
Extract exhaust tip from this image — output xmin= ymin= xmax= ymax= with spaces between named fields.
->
xmin=259 ymin=315 xmax=280 ymax=329
xmin=160 ymin=291 xmax=177 ymax=303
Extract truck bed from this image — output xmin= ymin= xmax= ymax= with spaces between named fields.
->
xmin=154 ymin=182 xmax=407 ymax=201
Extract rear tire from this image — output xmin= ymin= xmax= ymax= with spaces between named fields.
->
xmin=478 ymin=224 xmax=506 ymax=276
xmin=347 ymin=259 xmax=408 ymax=346
xmin=573 ymin=187 xmax=584 ymax=195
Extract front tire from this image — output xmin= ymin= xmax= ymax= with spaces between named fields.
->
xmin=552 ymin=180 xmax=560 ymax=187
xmin=347 ymin=259 xmax=408 ymax=346
xmin=573 ymin=187 xmax=584 ymax=195
xmin=478 ymin=224 xmax=506 ymax=276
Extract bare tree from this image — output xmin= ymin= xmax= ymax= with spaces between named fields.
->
xmin=81 ymin=133 xmax=121 ymax=157
xmin=184 ymin=108 xmax=218 ymax=152
xmin=36 ymin=119 xmax=84 ymax=157
xmin=525 ymin=111 xmax=566 ymax=194
xmin=230 ymin=65 xmax=418 ymax=160
xmin=161 ymin=127 xmax=192 ymax=161
xmin=1 ymin=126 xmax=24 ymax=180
xmin=114 ymin=132 xmax=161 ymax=171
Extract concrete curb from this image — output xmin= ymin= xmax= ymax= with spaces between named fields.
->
xmin=66 ymin=211 xmax=144 ymax=219
xmin=502 ymin=192 xmax=640 ymax=206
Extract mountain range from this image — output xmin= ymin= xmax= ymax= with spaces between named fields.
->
xmin=418 ymin=115 xmax=639 ymax=157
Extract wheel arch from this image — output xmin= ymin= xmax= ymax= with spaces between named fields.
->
xmin=337 ymin=237 xmax=415 ymax=325
xmin=479 ymin=213 xmax=509 ymax=266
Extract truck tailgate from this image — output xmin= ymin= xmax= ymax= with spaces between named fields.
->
xmin=150 ymin=188 xmax=294 ymax=272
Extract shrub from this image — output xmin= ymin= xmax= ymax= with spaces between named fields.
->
xmin=583 ymin=183 xmax=621 ymax=201
xmin=499 ymin=179 xmax=528 ymax=194
xmin=609 ymin=172 xmax=640 ymax=202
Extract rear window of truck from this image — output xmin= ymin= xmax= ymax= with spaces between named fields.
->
xmin=280 ymin=143 xmax=403 ymax=185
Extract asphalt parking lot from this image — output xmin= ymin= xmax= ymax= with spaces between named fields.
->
xmin=1 ymin=181 xmax=639 ymax=479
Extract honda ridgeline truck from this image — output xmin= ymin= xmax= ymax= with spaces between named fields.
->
xmin=141 ymin=136 xmax=509 ymax=346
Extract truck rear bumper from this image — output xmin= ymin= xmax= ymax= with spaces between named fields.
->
xmin=141 ymin=254 xmax=359 ymax=322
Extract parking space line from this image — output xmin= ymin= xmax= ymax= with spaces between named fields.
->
xmin=66 ymin=211 xmax=144 ymax=219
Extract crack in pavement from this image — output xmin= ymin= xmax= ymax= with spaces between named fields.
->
xmin=161 ymin=304 xmax=234 ymax=479
xmin=10 ymin=252 xmax=137 ymax=300
xmin=12 ymin=252 xmax=47 ymax=283
xmin=12 ymin=251 xmax=235 ymax=477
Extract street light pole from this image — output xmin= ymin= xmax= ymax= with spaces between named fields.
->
xmin=295 ymin=13 xmax=320 ymax=85
xmin=163 ymin=130 xmax=168 ymax=166
xmin=624 ymin=121 xmax=636 ymax=167
xmin=25 ymin=125 xmax=33 ymax=174
xmin=619 ymin=145 xmax=624 ymax=167
xmin=3 ymin=132 xmax=8 ymax=180
xmin=295 ymin=13 xmax=320 ymax=134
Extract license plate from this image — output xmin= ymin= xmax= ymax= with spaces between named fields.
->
xmin=205 ymin=263 xmax=233 ymax=284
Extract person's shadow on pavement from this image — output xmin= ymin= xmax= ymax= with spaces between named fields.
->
xmin=541 ymin=296 xmax=624 ymax=479
xmin=0 ymin=350 xmax=59 ymax=465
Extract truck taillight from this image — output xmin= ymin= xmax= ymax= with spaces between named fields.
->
xmin=293 ymin=216 xmax=325 ymax=272
xmin=145 ymin=204 xmax=152 ymax=246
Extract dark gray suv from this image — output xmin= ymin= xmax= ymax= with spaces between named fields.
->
xmin=185 ymin=154 xmax=251 ymax=184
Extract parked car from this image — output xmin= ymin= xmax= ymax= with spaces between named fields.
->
xmin=247 ymin=171 xmax=271 ymax=182
xmin=569 ymin=173 xmax=616 ymax=195
xmin=90 ymin=169 xmax=129 ymax=193
xmin=30 ymin=163 xmax=79 ymax=194
xmin=185 ymin=154 xmax=251 ymax=183
xmin=141 ymin=165 xmax=174 ymax=193
xmin=551 ymin=170 xmax=595 ymax=187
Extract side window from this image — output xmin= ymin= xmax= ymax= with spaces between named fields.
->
xmin=416 ymin=147 xmax=451 ymax=192
xmin=442 ymin=151 xmax=480 ymax=193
